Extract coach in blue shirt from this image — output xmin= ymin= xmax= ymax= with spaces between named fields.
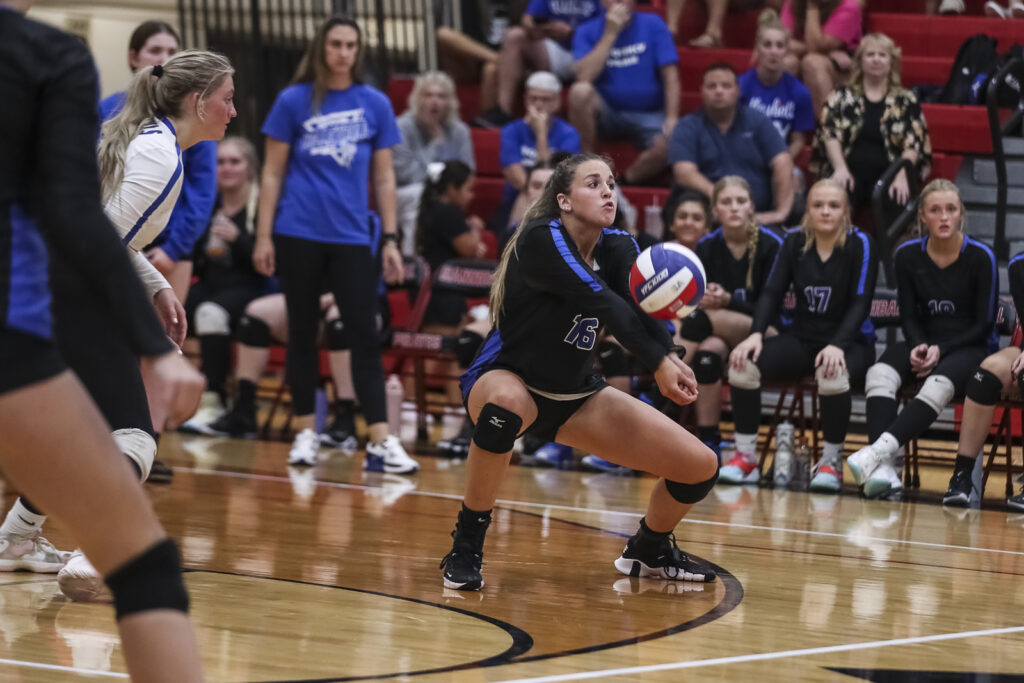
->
xmin=670 ymin=63 xmax=793 ymax=226
xmin=568 ymin=0 xmax=679 ymax=185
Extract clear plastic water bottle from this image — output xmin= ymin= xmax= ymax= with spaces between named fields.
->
xmin=791 ymin=438 xmax=811 ymax=491
xmin=386 ymin=374 xmax=403 ymax=437
xmin=773 ymin=422 xmax=795 ymax=488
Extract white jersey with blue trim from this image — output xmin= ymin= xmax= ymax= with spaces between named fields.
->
xmin=102 ymin=117 xmax=184 ymax=296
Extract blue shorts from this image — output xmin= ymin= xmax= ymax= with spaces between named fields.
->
xmin=598 ymin=98 xmax=665 ymax=149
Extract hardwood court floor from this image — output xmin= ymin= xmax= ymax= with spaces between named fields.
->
xmin=2 ymin=432 xmax=1024 ymax=682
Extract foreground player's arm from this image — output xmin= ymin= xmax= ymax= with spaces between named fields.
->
xmin=828 ymin=231 xmax=878 ymax=348
xmin=518 ymin=225 xmax=671 ymax=371
xmin=157 ymin=141 xmax=218 ymax=261
xmin=750 ymin=232 xmax=796 ymax=335
xmin=936 ymin=245 xmax=997 ymax=356
xmin=894 ymin=245 xmax=928 ymax=348
xmin=33 ymin=38 xmax=172 ymax=357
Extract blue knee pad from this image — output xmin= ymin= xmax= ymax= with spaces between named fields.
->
xmin=665 ymin=468 xmax=720 ymax=504
xmin=237 ymin=314 xmax=272 ymax=348
xmin=473 ymin=403 xmax=523 ymax=453
xmin=106 ymin=538 xmax=189 ymax=621
xmin=692 ymin=350 xmax=723 ymax=385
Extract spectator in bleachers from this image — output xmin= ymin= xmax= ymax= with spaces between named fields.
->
xmin=664 ymin=187 xmax=711 ymax=250
xmin=670 ymin=63 xmax=794 ymax=226
xmin=848 ymin=180 xmax=996 ymax=500
xmin=680 ymin=177 xmax=782 ymax=461
xmin=476 ymin=0 xmax=601 ymax=128
xmin=740 ymin=9 xmax=815 ymax=165
xmin=813 ymin=33 xmax=931 ymax=230
xmin=253 ymin=16 xmax=418 ymax=473
xmin=569 ymin=0 xmax=679 ymax=185
xmin=945 ymin=251 xmax=1024 ymax=510
xmin=436 ymin=0 xmax=519 ymax=114
xmin=181 ymin=137 xmax=268 ymax=433
xmin=982 ymin=1 xmax=1024 ymax=18
xmin=781 ymin=0 xmax=863 ymax=116
xmin=726 ymin=179 xmax=876 ymax=484
xmin=394 ymin=71 xmax=475 ymax=256
xmin=665 ymin=0 xmax=782 ymax=47
xmin=925 ymin=0 xmax=965 ymax=13
xmin=505 ymin=158 xmax=558 ymax=246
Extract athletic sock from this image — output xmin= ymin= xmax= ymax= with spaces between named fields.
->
xmin=697 ymin=426 xmax=721 ymax=445
xmin=954 ymin=454 xmax=977 ymax=473
xmin=822 ymin=441 xmax=844 ymax=465
xmin=236 ymin=379 xmax=257 ymax=412
xmin=0 ymin=498 xmax=46 ymax=537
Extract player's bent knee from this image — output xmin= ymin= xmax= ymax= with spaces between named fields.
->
xmin=679 ymin=309 xmax=712 ymax=342
xmin=666 ymin=468 xmax=719 ymax=504
xmin=107 ymin=538 xmax=189 ymax=621
xmin=113 ymin=428 xmax=156 ymax=482
xmin=727 ymin=361 xmax=761 ymax=390
xmin=814 ymin=366 xmax=850 ymax=395
xmin=325 ymin=319 xmax=348 ymax=351
xmin=692 ymin=350 xmax=723 ymax=385
xmin=194 ymin=301 xmax=231 ymax=336
xmin=917 ymin=374 xmax=955 ymax=413
xmin=473 ymin=403 xmax=523 ymax=453
xmin=237 ymin=314 xmax=272 ymax=348
xmin=966 ymin=366 xmax=1004 ymax=406
xmin=865 ymin=362 xmax=901 ymax=399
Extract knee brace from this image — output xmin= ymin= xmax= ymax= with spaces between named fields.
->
xmin=814 ymin=366 xmax=850 ymax=395
xmin=679 ymin=309 xmax=712 ymax=342
xmin=666 ymin=468 xmax=720 ymax=504
xmin=194 ymin=301 xmax=231 ymax=336
xmin=916 ymin=374 xmax=955 ymax=413
xmin=728 ymin=361 xmax=761 ymax=390
xmin=113 ymin=428 xmax=156 ymax=482
xmin=456 ymin=330 xmax=485 ymax=369
xmin=473 ymin=403 xmax=523 ymax=453
xmin=692 ymin=350 xmax=723 ymax=385
xmin=106 ymin=538 xmax=189 ymax=621
xmin=237 ymin=314 xmax=272 ymax=348
xmin=597 ymin=340 xmax=629 ymax=377
xmin=966 ymin=367 xmax=1003 ymax=406
xmin=325 ymin=318 xmax=349 ymax=351
xmin=865 ymin=362 xmax=902 ymax=400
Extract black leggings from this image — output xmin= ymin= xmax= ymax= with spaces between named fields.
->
xmin=274 ymin=234 xmax=386 ymax=421
xmin=732 ymin=333 xmax=875 ymax=443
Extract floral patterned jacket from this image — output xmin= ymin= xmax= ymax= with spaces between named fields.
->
xmin=812 ymin=86 xmax=932 ymax=180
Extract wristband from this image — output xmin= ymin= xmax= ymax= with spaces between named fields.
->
xmin=382 ymin=233 xmax=399 ymax=246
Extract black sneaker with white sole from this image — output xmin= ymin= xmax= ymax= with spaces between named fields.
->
xmin=1009 ymin=488 xmax=1024 ymax=511
xmin=942 ymin=468 xmax=973 ymax=507
xmin=321 ymin=409 xmax=358 ymax=451
xmin=206 ymin=407 xmax=258 ymax=439
xmin=614 ymin=526 xmax=716 ymax=583
xmin=439 ymin=515 xmax=490 ymax=591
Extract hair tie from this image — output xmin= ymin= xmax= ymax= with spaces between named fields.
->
xmin=152 ymin=65 xmax=164 ymax=78
xmin=426 ymin=161 xmax=445 ymax=184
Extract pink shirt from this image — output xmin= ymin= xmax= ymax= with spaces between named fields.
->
xmin=782 ymin=0 xmax=863 ymax=52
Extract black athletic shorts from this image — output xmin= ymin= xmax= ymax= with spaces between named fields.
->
xmin=0 ymin=329 xmax=64 ymax=395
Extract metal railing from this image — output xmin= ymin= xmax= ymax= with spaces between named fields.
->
xmin=986 ymin=55 xmax=1024 ymax=263
xmin=872 ymin=157 xmax=919 ymax=288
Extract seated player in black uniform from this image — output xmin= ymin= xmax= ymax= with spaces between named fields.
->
xmin=946 ymin=250 xmax=1024 ymax=509
xmin=440 ymin=154 xmax=720 ymax=591
xmin=728 ymin=179 xmax=878 ymax=488
xmin=850 ymin=179 xmax=997 ymax=499
xmin=681 ymin=176 xmax=782 ymax=466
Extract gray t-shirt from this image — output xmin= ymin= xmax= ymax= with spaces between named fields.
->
xmin=393 ymin=110 xmax=475 ymax=186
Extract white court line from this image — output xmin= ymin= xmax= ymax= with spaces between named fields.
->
xmin=0 ymin=657 xmax=127 ymax=678
xmin=494 ymin=624 xmax=1024 ymax=682
xmin=178 ymin=467 xmax=1024 ymax=557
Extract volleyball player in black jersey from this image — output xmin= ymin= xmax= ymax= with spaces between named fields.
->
xmin=440 ymin=154 xmax=720 ymax=591
xmin=849 ymin=179 xmax=997 ymax=499
xmin=945 ymin=251 xmax=1024 ymax=509
xmin=1 ymin=3 xmax=203 ymax=678
xmin=680 ymin=176 xmax=782 ymax=469
xmin=729 ymin=179 xmax=878 ymax=489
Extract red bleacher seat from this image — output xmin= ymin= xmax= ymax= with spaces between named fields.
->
xmin=471 ymin=128 xmax=503 ymax=177
xmin=867 ymin=13 xmax=1024 ymax=58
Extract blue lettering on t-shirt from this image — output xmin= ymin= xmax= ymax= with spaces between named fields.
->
xmin=738 ymin=70 xmax=815 ymax=141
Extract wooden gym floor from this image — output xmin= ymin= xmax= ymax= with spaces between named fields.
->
xmin=2 ymin=425 xmax=1024 ymax=682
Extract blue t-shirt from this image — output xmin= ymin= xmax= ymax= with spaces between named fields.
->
xmin=738 ymin=70 xmax=815 ymax=141
xmin=262 ymin=83 xmax=401 ymax=245
xmin=499 ymin=117 xmax=581 ymax=169
xmin=573 ymin=12 xmax=678 ymax=113
xmin=526 ymin=0 xmax=601 ymax=47
xmin=668 ymin=107 xmax=788 ymax=212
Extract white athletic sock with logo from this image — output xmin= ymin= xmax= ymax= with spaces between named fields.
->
xmin=0 ymin=499 xmax=46 ymax=537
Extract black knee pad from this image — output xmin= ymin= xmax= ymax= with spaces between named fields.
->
xmin=325 ymin=318 xmax=349 ymax=351
xmin=237 ymin=314 xmax=272 ymax=348
xmin=597 ymin=340 xmax=629 ymax=377
xmin=106 ymin=538 xmax=189 ymax=621
xmin=665 ymin=468 xmax=720 ymax=504
xmin=679 ymin=309 xmax=712 ymax=342
xmin=455 ymin=330 xmax=485 ymax=368
xmin=692 ymin=350 xmax=723 ymax=385
xmin=473 ymin=403 xmax=523 ymax=453
xmin=966 ymin=367 xmax=1003 ymax=406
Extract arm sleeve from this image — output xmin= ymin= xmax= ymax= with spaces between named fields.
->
xmin=518 ymin=226 xmax=671 ymax=371
xmin=751 ymin=234 xmax=796 ymax=334
xmin=894 ymin=246 xmax=928 ymax=348
xmin=159 ymin=141 xmax=217 ymax=261
xmin=829 ymin=231 xmax=878 ymax=348
xmin=937 ymin=246 xmax=997 ymax=356
xmin=33 ymin=41 xmax=172 ymax=357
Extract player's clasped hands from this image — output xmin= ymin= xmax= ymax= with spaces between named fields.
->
xmin=656 ymin=354 xmax=699 ymax=405
xmin=910 ymin=343 xmax=940 ymax=377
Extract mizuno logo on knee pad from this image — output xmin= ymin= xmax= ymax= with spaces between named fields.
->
xmin=489 ymin=416 xmax=505 ymax=427
xmin=474 ymin=403 xmax=523 ymax=453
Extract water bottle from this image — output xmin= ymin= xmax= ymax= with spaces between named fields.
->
xmin=386 ymin=374 xmax=403 ymax=437
xmin=644 ymin=202 xmax=664 ymax=240
xmin=791 ymin=438 xmax=811 ymax=491
xmin=773 ymin=422 xmax=795 ymax=488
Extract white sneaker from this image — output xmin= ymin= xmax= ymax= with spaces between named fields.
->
xmin=940 ymin=0 xmax=966 ymax=12
xmin=365 ymin=435 xmax=419 ymax=474
xmin=58 ymin=550 xmax=110 ymax=602
xmin=287 ymin=428 xmax=320 ymax=466
xmin=0 ymin=532 xmax=69 ymax=573
xmin=847 ymin=443 xmax=889 ymax=486
xmin=718 ymin=452 xmax=760 ymax=484
xmin=181 ymin=391 xmax=226 ymax=434
xmin=1012 ymin=2 xmax=1024 ymax=17
xmin=809 ymin=456 xmax=843 ymax=493
xmin=985 ymin=1 xmax=1010 ymax=17
xmin=863 ymin=462 xmax=899 ymax=499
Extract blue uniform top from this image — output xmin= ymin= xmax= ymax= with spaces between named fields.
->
xmin=499 ymin=117 xmax=581 ymax=169
xmin=738 ymin=69 xmax=816 ymax=141
xmin=99 ymin=91 xmax=217 ymax=261
xmin=573 ymin=11 xmax=678 ymax=113
xmin=262 ymin=82 xmax=401 ymax=246
xmin=525 ymin=0 xmax=601 ymax=48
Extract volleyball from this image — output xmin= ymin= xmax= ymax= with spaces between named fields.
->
xmin=629 ymin=243 xmax=706 ymax=320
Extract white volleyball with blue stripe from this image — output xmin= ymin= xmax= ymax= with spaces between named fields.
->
xmin=629 ymin=243 xmax=706 ymax=320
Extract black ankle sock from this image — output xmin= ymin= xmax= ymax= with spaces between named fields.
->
xmin=20 ymin=497 xmax=42 ymax=515
xmin=697 ymin=426 xmax=721 ymax=445
xmin=635 ymin=517 xmax=671 ymax=554
xmin=199 ymin=334 xmax=232 ymax=398
xmin=334 ymin=398 xmax=355 ymax=416
xmin=954 ymin=454 xmax=977 ymax=473
xmin=457 ymin=504 xmax=492 ymax=538
xmin=237 ymin=379 xmax=257 ymax=411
